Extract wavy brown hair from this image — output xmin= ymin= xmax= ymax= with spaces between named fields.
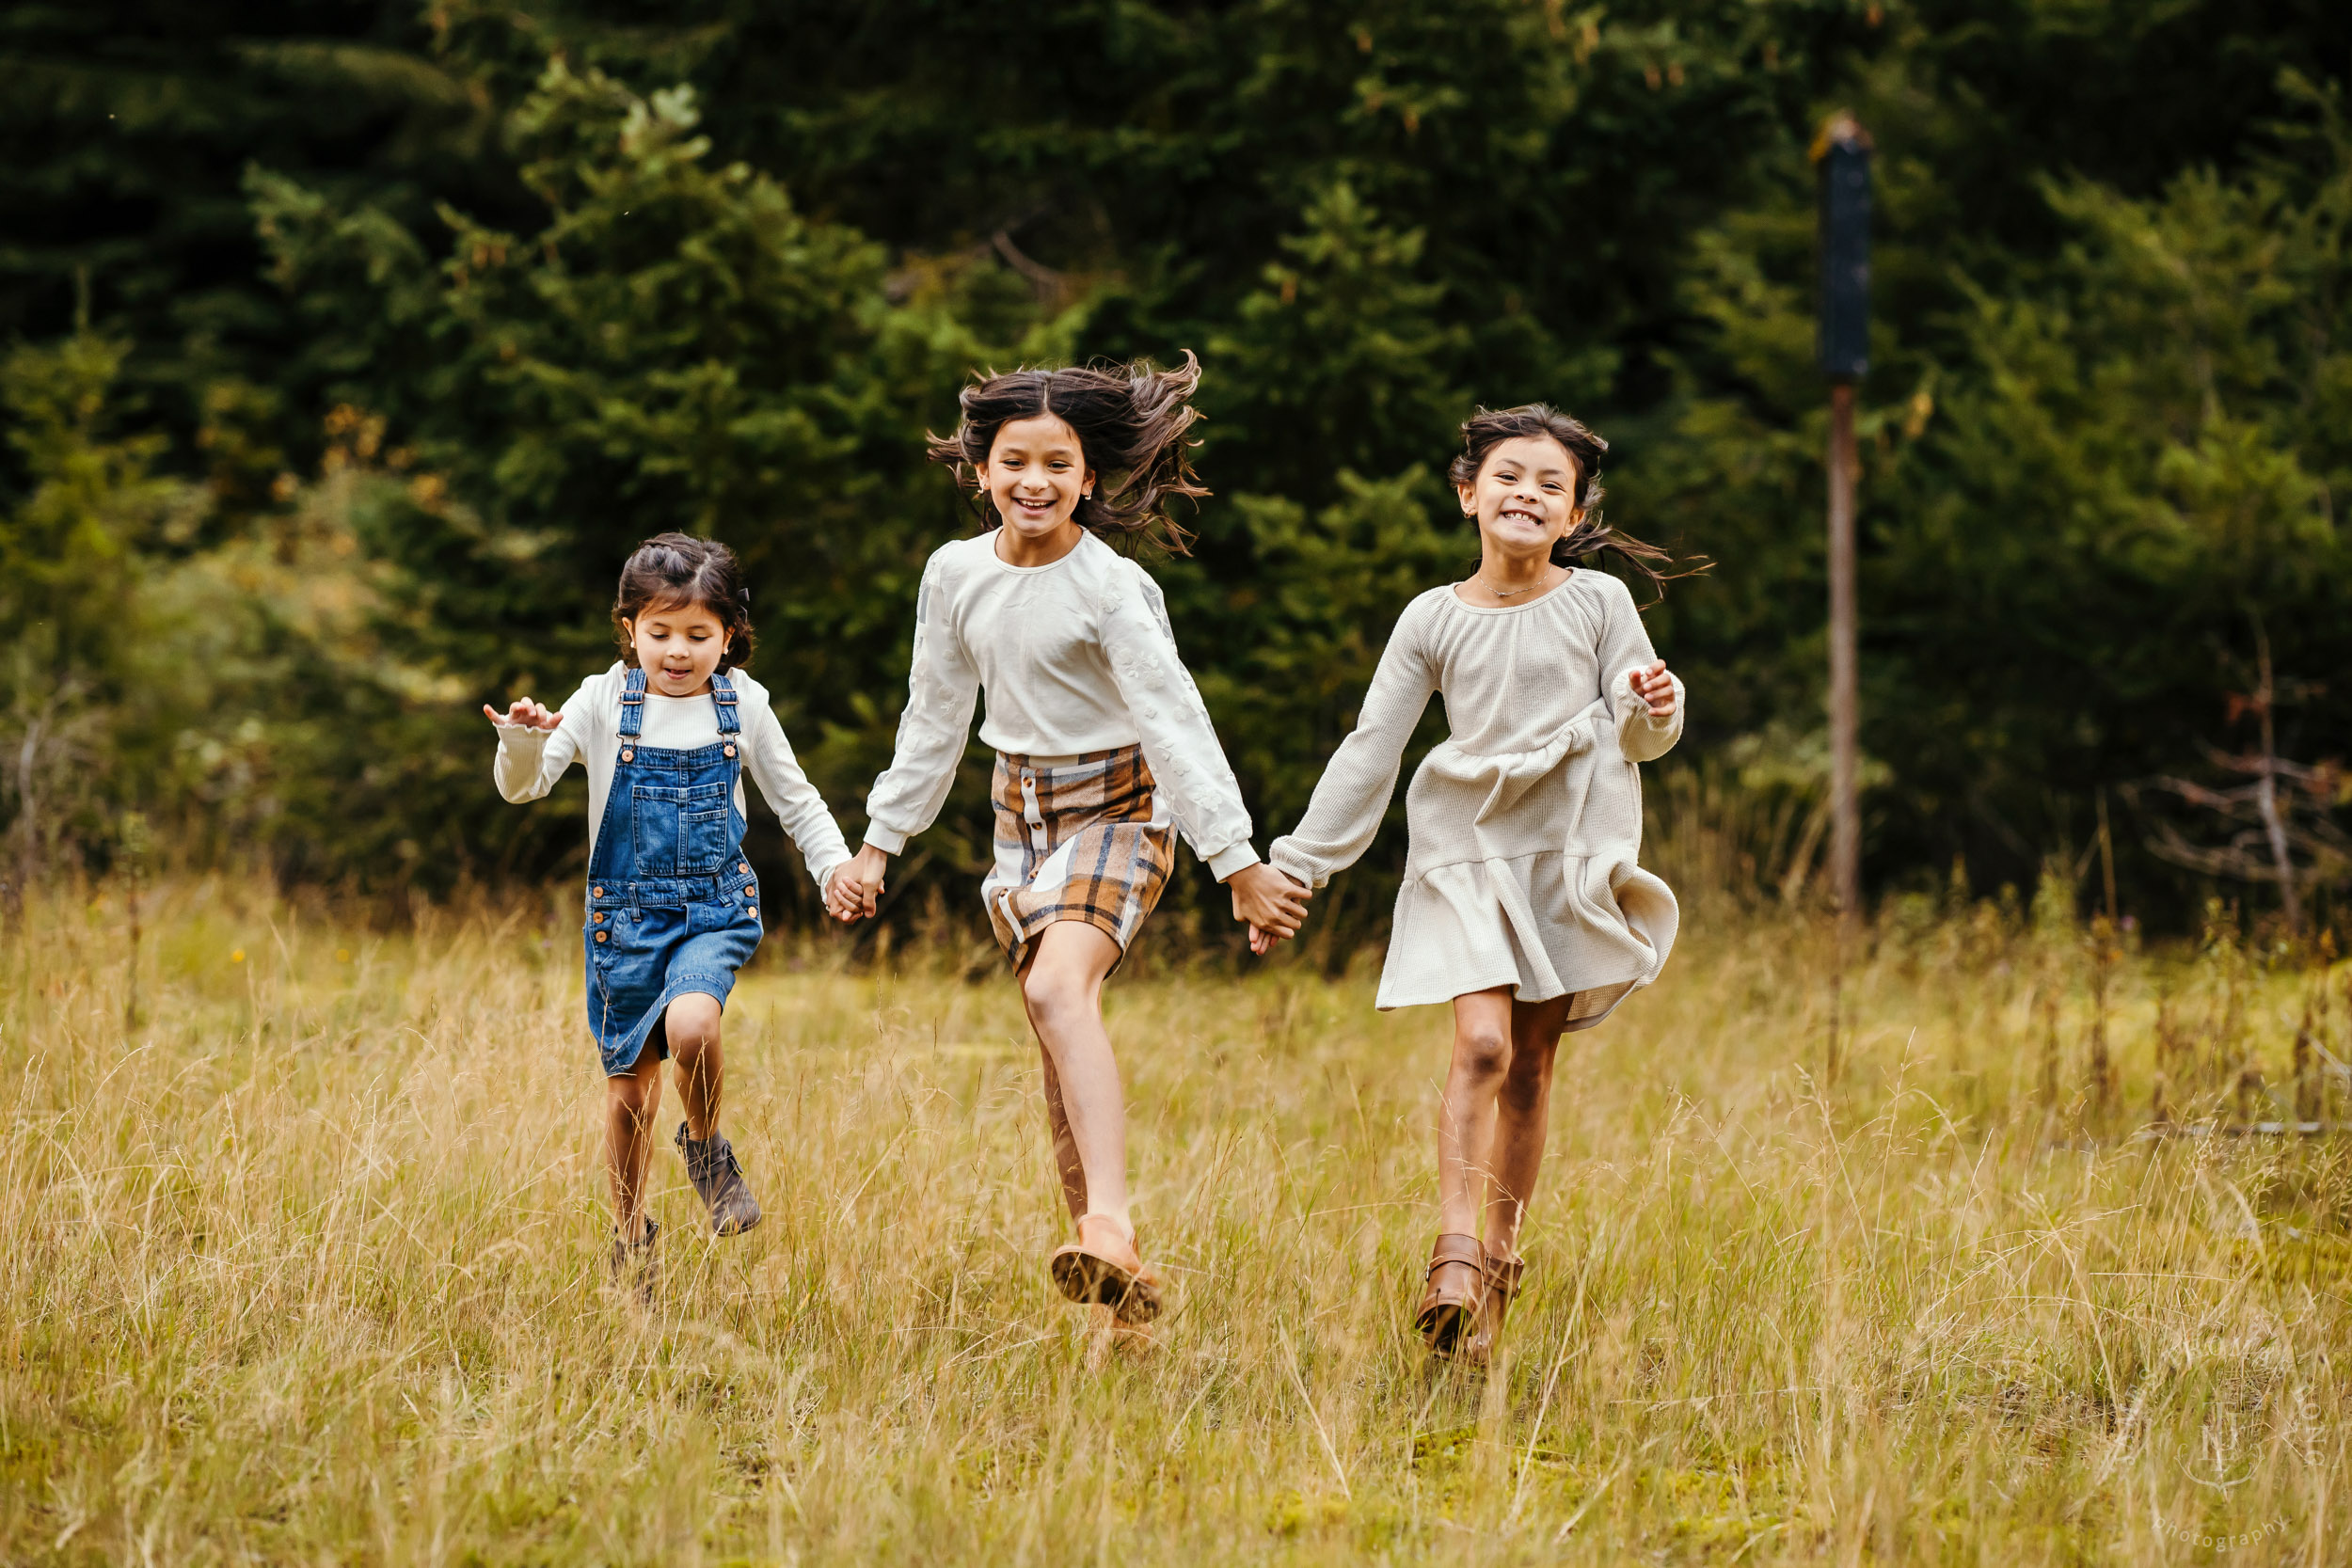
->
xmin=929 ymin=351 xmax=1210 ymax=554
xmin=611 ymin=532 xmax=755 ymax=672
xmin=1449 ymin=404 xmax=1709 ymax=601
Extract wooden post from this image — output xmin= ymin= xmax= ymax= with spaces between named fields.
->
xmin=2249 ymin=616 xmax=2302 ymax=936
xmin=1815 ymin=113 xmax=1872 ymax=927
xmin=2095 ymin=788 xmax=2119 ymax=926
xmin=1827 ymin=382 xmax=1860 ymax=922
xmin=122 ymin=810 xmax=148 ymax=1032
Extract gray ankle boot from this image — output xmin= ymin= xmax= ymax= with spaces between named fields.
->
xmin=675 ymin=1123 xmax=763 ymax=1235
xmin=611 ymin=1216 xmax=660 ymax=1302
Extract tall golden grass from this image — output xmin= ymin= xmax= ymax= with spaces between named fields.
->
xmin=3 ymin=872 xmax=2347 ymax=1563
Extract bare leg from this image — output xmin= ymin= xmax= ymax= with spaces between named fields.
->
xmin=1438 ymin=988 xmax=1517 ymax=1239
xmin=665 ymin=992 xmax=724 ymax=1141
xmin=1018 ymin=922 xmax=1132 ymax=1237
xmin=606 ymin=1043 xmax=665 ymax=1242
xmin=1039 ymin=1042 xmax=1089 ymax=1224
xmin=1482 ymin=994 xmax=1573 ymax=1259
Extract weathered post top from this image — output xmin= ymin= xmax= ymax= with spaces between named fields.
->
xmin=1813 ymin=113 xmax=1872 ymax=382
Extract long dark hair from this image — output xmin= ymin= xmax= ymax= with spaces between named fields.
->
xmin=611 ymin=532 xmax=755 ymax=672
xmin=928 ymin=351 xmax=1210 ymax=554
xmin=1449 ymin=404 xmax=1708 ymax=600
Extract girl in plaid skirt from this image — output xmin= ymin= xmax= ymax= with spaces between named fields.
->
xmin=839 ymin=353 xmax=1308 ymax=1325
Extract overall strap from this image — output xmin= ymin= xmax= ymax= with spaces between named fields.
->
xmin=586 ymin=668 xmax=647 ymax=886
xmin=618 ymin=667 xmax=647 ymax=740
xmin=710 ymin=671 xmax=741 ymax=736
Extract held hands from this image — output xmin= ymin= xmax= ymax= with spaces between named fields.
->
xmin=821 ymin=860 xmax=874 ymax=924
xmin=1628 ymin=660 xmax=1678 ymax=721
xmin=1228 ymin=863 xmax=1311 ymax=956
xmin=484 ymin=698 xmax=562 ymax=731
xmin=827 ymin=844 xmax=891 ymax=925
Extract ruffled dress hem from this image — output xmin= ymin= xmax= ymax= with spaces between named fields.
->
xmin=1370 ymin=848 xmax=1678 ymax=1023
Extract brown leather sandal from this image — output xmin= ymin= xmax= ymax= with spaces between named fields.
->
xmin=1462 ymin=1245 xmax=1525 ymax=1367
xmin=1414 ymin=1232 xmax=1487 ymax=1355
xmin=1051 ymin=1214 xmax=1163 ymax=1325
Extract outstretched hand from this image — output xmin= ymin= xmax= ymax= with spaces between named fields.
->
xmin=1229 ymin=863 xmax=1310 ymax=955
xmin=484 ymin=698 xmax=563 ymax=731
xmin=1627 ymin=660 xmax=1677 ymax=721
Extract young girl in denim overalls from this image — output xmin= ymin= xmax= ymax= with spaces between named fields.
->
xmin=486 ymin=533 xmax=865 ymax=1283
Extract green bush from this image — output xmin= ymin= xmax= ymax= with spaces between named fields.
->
xmin=2 ymin=6 xmax=2347 ymax=936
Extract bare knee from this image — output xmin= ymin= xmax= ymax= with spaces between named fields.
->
xmin=1453 ymin=1025 xmax=1512 ymax=1084
xmin=1021 ymin=963 xmax=1094 ymax=1033
xmin=607 ymin=1068 xmax=658 ymax=1126
xmin=1500 ymin=1044 xmax=1557 ymax=1113
xmin=666 ymin=995 xmax=722 ymax=1069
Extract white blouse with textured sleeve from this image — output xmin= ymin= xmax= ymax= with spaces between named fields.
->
xmin=1270 ymin=569 xmax=1684 ymax=1022
xmin=860 ymin=530 xmax=1260 ymax=879
xmin=491 ymin=663 xmax=851 ymax=888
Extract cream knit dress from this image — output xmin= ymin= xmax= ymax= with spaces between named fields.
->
xmin=1269 ymin=570 xmax=1684 ymax=1023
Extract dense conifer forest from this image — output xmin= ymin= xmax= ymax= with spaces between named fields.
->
xmin=4 ymin=1 xmax=2348 ymax=935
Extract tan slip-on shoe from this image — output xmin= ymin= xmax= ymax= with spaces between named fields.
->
xmin=1051 ymin=1212 xmax=1163 ymax=1325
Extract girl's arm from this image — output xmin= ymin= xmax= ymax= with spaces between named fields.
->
xmin=860 ymin=554 xmax=981 ymax=855
xmin=739 ymin=695 xmax=853 ymax=892
xmin=1268 ymin=598 xmax=1439 ymax=889
xmin=1100 ymin=567 xmax=1260 ymax=879
xmin=1595 ymin=576 xmax=1684 ymax=762
xmin=487 ymin=678 xmax=595 ymax=801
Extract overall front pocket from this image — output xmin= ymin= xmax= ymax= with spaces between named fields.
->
xmin=631 ymin=782 xmax=732 ymax=875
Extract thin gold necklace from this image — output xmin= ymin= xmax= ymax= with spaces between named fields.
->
xmin=1479 ymin=572 xmax=1546 ymax=598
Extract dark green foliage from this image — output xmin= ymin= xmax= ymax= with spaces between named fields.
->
xmin=1642 ymin=47 xmax=2352 ymax=919
xmin=2 ymin=1 xmax=2347 ymax=933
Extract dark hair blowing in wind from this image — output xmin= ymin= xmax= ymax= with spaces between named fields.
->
xmin=929 ymin=350 xmax=1210 ymax=554
xmin=1449 ymin=404 xmax=1709 ymax=600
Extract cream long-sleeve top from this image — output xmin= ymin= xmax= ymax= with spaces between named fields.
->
xmin=491 ymin=663 xmax=851 ymax=888
xmin=1270 ymin=570 xmax=1685 ymax=1022
xmin=862 ymin=530 xmax=1260 ymax=879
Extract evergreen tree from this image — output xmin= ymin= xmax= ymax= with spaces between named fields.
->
xmin=3 ymin=1 xmax=2348 ymax=923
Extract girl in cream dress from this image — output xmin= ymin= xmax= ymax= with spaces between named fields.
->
xmin=1269 ymin=404 xmax=1694 ymax=1365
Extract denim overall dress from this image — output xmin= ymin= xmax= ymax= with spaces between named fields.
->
xmin=583 ymin=667 xmax=764 ymax=1074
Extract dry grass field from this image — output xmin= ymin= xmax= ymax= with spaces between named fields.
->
xmin=4 ymin=873 xmax=2350 ymax=1564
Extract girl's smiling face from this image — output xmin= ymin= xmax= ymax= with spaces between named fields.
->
xmin=978 ymin=412 xmax=1094 ymax=559
xmin=1459 ymin=434 xmax=1583 ymax=559
xmin=624 ymin=599 xmax=729 ymax=698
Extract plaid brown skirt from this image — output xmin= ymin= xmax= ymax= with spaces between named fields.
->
xmin=984 ymin=745 xmax=1176 ymax=971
